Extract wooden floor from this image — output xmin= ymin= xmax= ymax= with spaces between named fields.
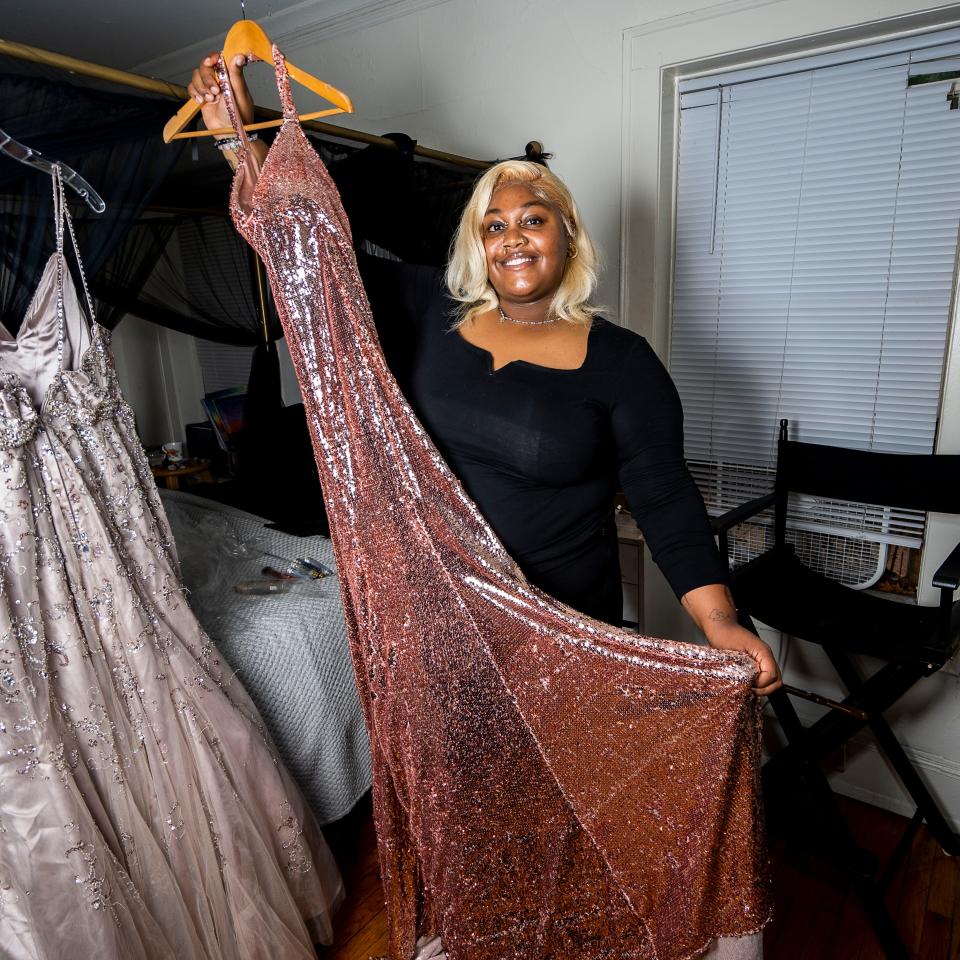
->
xmin=317 ymin=793 xmax=960 ymax=960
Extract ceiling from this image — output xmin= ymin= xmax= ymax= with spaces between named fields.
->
xmin=3 ymin=0 xmax=375 ymax=74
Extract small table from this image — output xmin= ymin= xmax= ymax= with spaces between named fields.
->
xmin=151 ymin=459 xmax=214 ymax=491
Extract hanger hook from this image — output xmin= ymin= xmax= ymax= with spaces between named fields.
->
xmin=240 ymin=0 xmax=246 ymax=20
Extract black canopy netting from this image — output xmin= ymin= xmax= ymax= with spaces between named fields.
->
xmin=1 ymin=54 xmax=484 ymax=529
xmin=99 ymin=132 xmax=479 ymax=530
xmin=100 ymin=131 xmax=478 ymax=348
xmin=0 ymin=54 xmax=185 ymax=332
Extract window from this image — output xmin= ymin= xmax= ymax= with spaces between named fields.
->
xmin=670 ymin=29 xmax=960 ymax=590
xmin=193 ymin=339 xmax=254 ymax=395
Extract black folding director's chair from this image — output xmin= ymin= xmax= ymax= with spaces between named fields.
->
xmin=713 ymin=420 xmax=960 ymax=960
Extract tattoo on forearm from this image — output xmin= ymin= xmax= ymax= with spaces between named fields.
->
xmin=707 ymin=608 xmax=732 ymax=623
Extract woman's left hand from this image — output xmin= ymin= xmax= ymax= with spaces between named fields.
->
xmin=680 ymin=583 xmax=782 ymax=696
xmin=705 ymin=622 xmax=782 ymax=696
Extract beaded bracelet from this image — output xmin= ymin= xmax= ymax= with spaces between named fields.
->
xmin=215 ymin=133 xmax=258 ymax=152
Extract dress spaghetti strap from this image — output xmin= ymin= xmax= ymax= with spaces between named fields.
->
xmin=218 ymin=44 xmax=299 ymax=149
xmin=271 ymin=45 xmax=299 ymax=123
xmin=217 ymin=54 xmax=252 ymax=153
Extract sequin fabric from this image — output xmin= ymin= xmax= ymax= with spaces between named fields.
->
xmin=0 ymin=170 xmax=343 ymax=959
xmin=223 ymin=50 xmax=772 ymax=960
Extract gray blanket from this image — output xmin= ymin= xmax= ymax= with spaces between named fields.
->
xmin=159 ymin=489 xmax=371 ymax=824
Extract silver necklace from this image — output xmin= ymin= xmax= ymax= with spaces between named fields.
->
xmin=497 ymin=305 xmax=557 ymax=326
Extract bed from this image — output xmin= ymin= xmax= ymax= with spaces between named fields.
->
xmin=158 ymin=488 xmax=371 ymax=824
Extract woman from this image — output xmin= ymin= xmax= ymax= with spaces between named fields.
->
xmin=189 ymin=53 xmax=780 ymax=696
xmin=186 ymin=50 xmax=779 ymax=960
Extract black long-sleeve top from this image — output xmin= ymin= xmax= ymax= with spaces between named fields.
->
xmin=359 ymin=256 xmax=727 ymax=626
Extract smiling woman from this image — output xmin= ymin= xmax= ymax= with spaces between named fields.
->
xmin=446 ymin=160 xmax=599 ymax=328
xmin=189 ymin=49 xmax=779 ymax=958
xmin=444 ymin=164 xmax=598 ymax=372
xmin=483 ymin=186 xmax=571 ymax=319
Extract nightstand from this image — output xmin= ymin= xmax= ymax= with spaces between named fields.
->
xmin=151 ymin=459 xmax=214 ymax=491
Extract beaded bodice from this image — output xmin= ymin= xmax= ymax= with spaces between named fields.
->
xmin=220 ymin=49 xmax=771 ymax=960
xmin=0 ymin=171 xmax=123 ymax=449
xmin=0 ymin=325 xmax=123 ymax=442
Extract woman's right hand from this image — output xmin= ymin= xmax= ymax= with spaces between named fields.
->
xmin=187 ymin=52 xmax=255 ymax=133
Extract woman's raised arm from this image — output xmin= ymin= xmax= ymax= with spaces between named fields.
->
xmin=187 ymin=52 xmax=267 ymax=168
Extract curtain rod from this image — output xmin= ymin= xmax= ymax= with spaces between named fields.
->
xmin=0 ymin=37 xmax=491 ymax=171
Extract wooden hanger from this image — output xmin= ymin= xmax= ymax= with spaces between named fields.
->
xmin=162 ymin=19 xmax=353 ymax=143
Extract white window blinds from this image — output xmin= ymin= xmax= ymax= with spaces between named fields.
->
xmin=670 ymin=34 xmax=960 ymax=583
xmin=193 ymin=339 xmax=254 ymax=395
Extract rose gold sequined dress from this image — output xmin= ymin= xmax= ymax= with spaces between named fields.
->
xmin=223 ymin=51 xmax=771 ymax=960
xmin=0 ymin=170 xmax=342 ymax=959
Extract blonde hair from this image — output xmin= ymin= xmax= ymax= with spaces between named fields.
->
xmin=445 ymin=160 xmax=600 ymax=327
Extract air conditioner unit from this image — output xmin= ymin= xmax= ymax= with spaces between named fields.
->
xmin=727 ymin=520 xmax=888 ymax=590
xmin=692 ymin=461 xmax=923 ymax=593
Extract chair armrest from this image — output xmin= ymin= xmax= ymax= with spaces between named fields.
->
xmin=933 ymin=539 xmax=960 ymax=591
xmin=711 ymin=493 xmax=777 ymax=536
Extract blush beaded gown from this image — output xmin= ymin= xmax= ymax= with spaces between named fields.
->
xmin=222 ymin=50 xmax=771 ymax=960
xmin=0 ymin=170 xmax=343 ymax=960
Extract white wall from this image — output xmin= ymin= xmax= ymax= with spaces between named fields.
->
xmin=142 ymin=0 xmax=960 ymax=825
xmin=112 ymin=315 xmax=206 ymax=448
xmin=110 ymin=213 xmax=207 ymax=450
xmin=111 ymin=314 xmax=172 ymax=446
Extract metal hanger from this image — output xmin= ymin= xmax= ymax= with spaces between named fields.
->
xmin=0 ymin=127 xmax=105 ymax=213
